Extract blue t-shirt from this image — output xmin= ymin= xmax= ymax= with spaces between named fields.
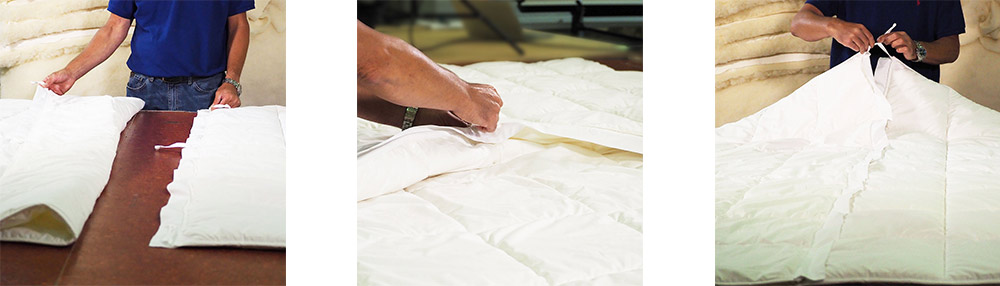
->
xmin=805 ymin=0 xmax=964 ymax=82
xmin=108 ymin=0 xmax=254 ymax=77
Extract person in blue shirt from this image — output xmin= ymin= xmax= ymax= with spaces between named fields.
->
xmin=790 ymin=0 xmax=964 ymax=82
xmin=43 ymin=1 xmax=254 ymax=111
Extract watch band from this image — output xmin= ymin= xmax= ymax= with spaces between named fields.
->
xmin=913 ymin=41 xmax=927 ymax=63
xmin=402 ymin=107 xmax=418 ymax=130
xmin=223 ymin=78 xmax=242 ymax=96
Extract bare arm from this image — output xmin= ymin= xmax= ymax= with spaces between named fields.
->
xmin=43 ymin=13 xmax=132 ymax=95
xmin=213 ymin=12 xmax=251 ymax=107
xmin=357 ymin=20 xmax=502 ymax=131
xmin=790 ymin=4 xmax=875 ymax=52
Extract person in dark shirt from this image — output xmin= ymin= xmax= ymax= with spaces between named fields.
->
xmin=790 ymin=0 xmax=965 ymax=82
xmin=43 ymin=1 xmax=253 ymax=111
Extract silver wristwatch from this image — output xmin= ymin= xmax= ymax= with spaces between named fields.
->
xmin=913 ymin=41 xmax=927 ymax=63
xmin=223 ymin=78 xmax=242 ymax=96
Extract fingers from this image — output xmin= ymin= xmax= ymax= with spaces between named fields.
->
xmin=861 ymin=27 xmax=875 ymax=50
xmin=834 ymin=21 xmax=875 ymax=52
xmin=212 ymin=92 xmax=223 ymax=105
xmin=453 ymin=83 xmax=502 ymax=132
xmin=850 ymin=38 xmax=864 ymax=52
xmin=879 ymin=31 xmax=915 ymax=59
xmin=51 ymin=83 xmax=66 ymax=95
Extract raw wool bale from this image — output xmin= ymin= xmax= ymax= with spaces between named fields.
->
xmin=715 ymin=0 xmax=832 ymax=126
xmin=1 ymin=46 xmax=133 ymax=100
xmin=240 ymin=0 xmax=286 ymax=106
xmin=1 ymin=8 xmax=110 ymax=46
xmin=941 ymin=0 xmax=1000 ymax=112
xmin=716 ymin=73 xmax=819 ymax=127
xmin=716 ymin=12 xmax=796 ymax=47
xmin=716 ymin=0 xmax=802 ymax=26
xmin=943 ymin=39 xmax=1000 ymax=113
xmin=0 ymin=29 xmax=129 ymax=68
xmin=959 ymin=0 xmax=999 ymax=52
xmin=0 ymin=0 xmax=106 ymax=23
xmin=716 ymin=56 xmax=828 ymax=90
xmin=716 ymin=33 xmax=831 ymax=65
xmin=1 ymin=0 xmax=286 ymax=106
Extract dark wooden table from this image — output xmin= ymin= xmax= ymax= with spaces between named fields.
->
xmin=0 ymin=111 xmax=285 ymax=285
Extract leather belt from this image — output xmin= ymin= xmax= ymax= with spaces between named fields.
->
xmin=131 ymin=72 xmax=213 ymax=84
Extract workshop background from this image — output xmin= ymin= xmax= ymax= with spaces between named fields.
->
xmin=715 ymin=0 xmax=1000 ymax=127
xmin=358 ymin=0 xmax=642 ymax=65
xmin=0 ymin=0 xmax=286 ymax=106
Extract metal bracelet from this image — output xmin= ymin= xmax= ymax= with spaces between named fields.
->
xmin=402 ymin=107 xmax=418 ymax=130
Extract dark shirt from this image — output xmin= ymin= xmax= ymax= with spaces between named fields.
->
xmin=108 ymin=0 xmax=255 ymax=77
xmin=805 ymin=0 xmax=964 ymax=82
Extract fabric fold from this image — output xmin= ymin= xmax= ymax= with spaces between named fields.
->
xmin=716 ymin=53 xmax=894 ymax=284
xmin=0 ymin=86 xmax=143 ymax=246
xmin=358 ymin=58 xmax=643 ymax=202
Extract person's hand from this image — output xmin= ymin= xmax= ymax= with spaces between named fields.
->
xmin=213 ymin=82 xmax=241 ymax=108
xmin=42 ymin=69 xmax=77 ymax=95
xmin=878 ymin=31 xmax=917 ymax=61
xmin=828 ymin=19 xmax=875 ymax=52
xmin=452 ymin=83 xmax=502 ymax=132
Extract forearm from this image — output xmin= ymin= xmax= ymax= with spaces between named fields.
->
xmin=357 ymin=88 xmax=465 ymax=129
xmin=917 ymin=35 xmax=959 ymax=65
xmin=64 ymin=15 xmax=131 ymax=79
xmin=790 ymin=4 xmax=834 ymax=41
xmin=225 ymin=13 xmax=250 ymax=81
xmin=357 ymin=21 xmax=471 ymax=112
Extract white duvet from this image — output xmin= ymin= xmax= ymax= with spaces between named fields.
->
xmin=150 ymin=106 xmax=286 ymax=248
xmin=358 ymin=58 xmax=643 ymax=285
xmin=0 ymin=86 xmax=143 ymax=246
xmin=716 ymin=52 xmax=1000 ymax=284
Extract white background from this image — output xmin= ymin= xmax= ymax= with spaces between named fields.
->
xmin=286 ymin=1 xmax=714 ymax=284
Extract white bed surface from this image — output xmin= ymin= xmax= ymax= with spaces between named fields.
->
xmin=358 ymin=58 xmax=643 ymax=285
xmin=716 ymin=53 xmax=1000 ymax=285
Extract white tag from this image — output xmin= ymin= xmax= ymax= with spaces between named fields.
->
xmin=868 ymin=22 xmax=896 ymax=55
xmin=154 ymin=142 xmax=186 ymax=150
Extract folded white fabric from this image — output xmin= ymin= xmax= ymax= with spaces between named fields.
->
xmin=0 ymin=86 xmax=143 ymax=246
xmin=149 ymin=106 xmax=286 ymax=248
xmin=358 ymin=58 xmax=643 ymax=285
xmin=358 ymin=58 xmax=643 ymax=202
xmin=717 ymin=52 xmax=1000 ymax=284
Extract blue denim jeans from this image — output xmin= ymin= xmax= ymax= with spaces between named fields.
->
xmin=126 ymin=72 xmax=225 ymax=112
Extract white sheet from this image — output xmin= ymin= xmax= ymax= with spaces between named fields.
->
xmin=0 ymin=86 xmax=143 ymax=246
xmin=716 ymin=53 xmax=1000 ymax=284
xmin=358 ymin=58 xmax=643 ymax=285
xmin=149 ymin=106 xmax=286 ymax=248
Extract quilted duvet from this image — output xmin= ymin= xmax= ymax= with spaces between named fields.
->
xmin=357 ymin=58 xmax=642 ymax=285
xmin=0 ymin=86 xmax=143 ymax=246
xmin=150 ymin=106 xmax=286 ymax=248
xmin=716 ymin=52 xmax=1000 ymax=284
